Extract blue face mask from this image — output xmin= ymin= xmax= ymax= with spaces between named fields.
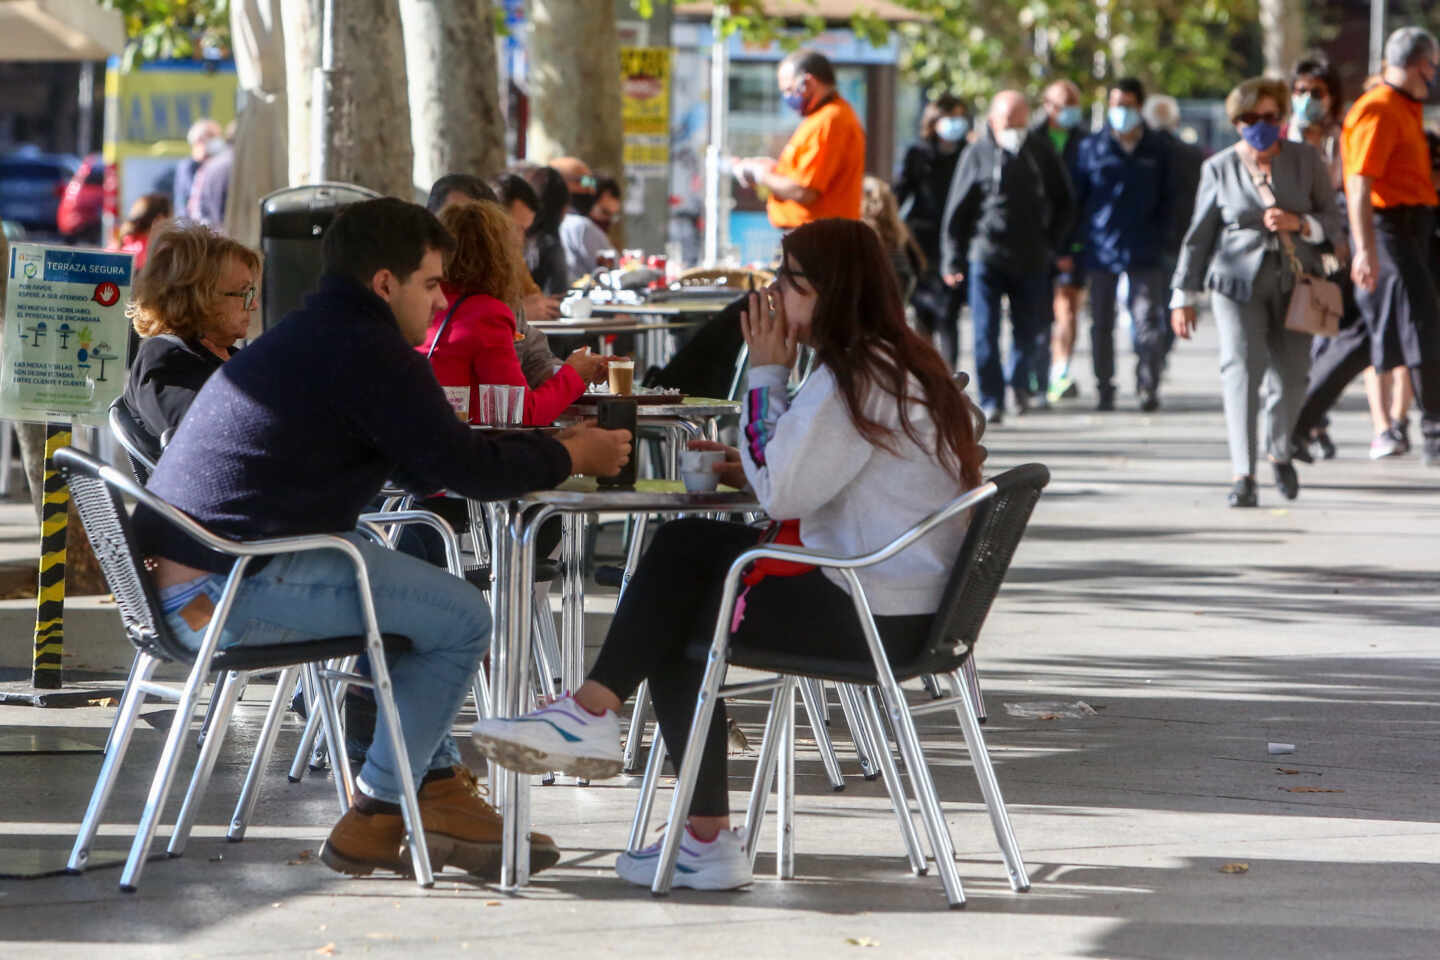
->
xmin=782 ymin=78 xmax=809 ymax=115
xmin=1240 ymin=120 xmax=1282 ymax=152
xmin=1108 ymin=105 xmax=1142 ymax=134
xmin=1291 ymin=93 xmax=1325 ymax=127
xmin=936 ymin=115 xmax=970 ymax=142
xmin=1058 ymin=105 xmax=1084 ymax=129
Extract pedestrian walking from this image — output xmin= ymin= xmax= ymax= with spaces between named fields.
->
xmin=942 ymin=90 xmax=1075 ymax=423
xmin=1341 ymin=27 xmax=1440 ymax=465
xmin=1170 ymin=78 xmax=1343 ymax=507
xmin=1071 ymin=78 xmax=1177 ymax=412
xmin=894 ymin=93 xmax=971 ymax=370
xmin=1032 ymin=80 xmax=1089 ymax=403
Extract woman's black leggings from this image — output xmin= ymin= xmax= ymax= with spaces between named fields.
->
xmin=587 ymin=518 xmax=933 ymax=817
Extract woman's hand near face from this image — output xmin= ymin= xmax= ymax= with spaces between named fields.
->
xmin=740 ymin=287 xmax=798 ymax=368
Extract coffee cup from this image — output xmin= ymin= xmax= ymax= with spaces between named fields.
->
xmin=679 ymin=449 xmax=725 ymax=492
xmin=559 ymin=297 xmax=593 ymax=320
xmin=608 ymin=359 xmax=635 ymax=397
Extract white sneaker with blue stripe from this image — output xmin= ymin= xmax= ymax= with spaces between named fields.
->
xmin=615 ymin=826 xmax=753 ymax=891
xmin=470 ymin=694 xmax=622 ymax=780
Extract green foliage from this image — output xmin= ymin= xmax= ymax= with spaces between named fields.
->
xmin=894 ymin=0 xmax=1261 ymax=103
xmin=99 ymin=0 xmax=232 ymax=69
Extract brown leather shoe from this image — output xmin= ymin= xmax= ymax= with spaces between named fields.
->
xmin=418 ymin=766 xmax=562 ymax=878
xmin=319 ymin=807 xmax=408 ymax=876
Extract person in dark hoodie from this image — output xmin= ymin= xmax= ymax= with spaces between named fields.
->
xmin=1071 ymin=76 xmax=1177 ymax=412
xmin=942 ymin=90 xmax=1075 ymax=423
xmin=894 ymin=93 xmax=971 ymax=370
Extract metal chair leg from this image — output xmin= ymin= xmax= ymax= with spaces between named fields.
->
xmin=776 ymin=678 xmax=796 ymax=880
xmin=961 ymin=655 xmax=986 ymax=723
xmin=798 ymin=677 xmax=844 ymax=791
xmin=287 ymin=695 xmax=323 ymax=783
xmin=228 ymin=666 xmax=300 ymax=841
xmin=836 ymin=683 xmax=879 ymax=780
xmin=622 ymin=681 xmax=650 ymax=774
xmin=68 ymin=654 xmax=158 ymax=873
xmin=168 ymin=670 xmax=248 ymax=856
xmin=877 ymin=674 xmax=966 ymax=908
xmin=103 ymin=652 xmax=146 ymax=759
xmin=741 ymin=683 xmax=789 ymax=867
xmin=530 ymin=591 xmax=560 ymax=699
xmin=921 ymin=674 xmax=945 ymax=700
xmin=626 ymin=732 xmax=668 ymax=851
xmin=533 ymin=582 xmax=563 ymax=693
xmin=309 ymin=662 xmax=355 ymax=814
xmin=862 ymin=687 xmax=927 ymax=876
xmin=946 ymin=671 xmax=1029 ymax=892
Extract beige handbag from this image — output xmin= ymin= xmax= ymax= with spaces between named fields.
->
xmin=1250 ymin=167 xmax=1343 ymax=337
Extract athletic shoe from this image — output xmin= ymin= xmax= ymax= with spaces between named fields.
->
xmin=1228 ymin=476 xmax=1258 ymax=508
xmin=980 ymin=403 xmax=1003 ymax=427
xmin=614 ymin=826 xmax=753 ymax=891
xmin=1395 ymin=418 xmax=1411 ymax=455
xmin=1370 ymin=429 xmax=1403 ymax=460
xmin=1096 ymin=388 xmax=1115 ymax=412
xmin=1046 ymin=373 xmax=1078 ymax=403
xmin=1139 ymin=388 xmax=1160 ymax=413
xmin=470 ymin=694 xmax=622 ymax=780
xmin=1272 ymin=461 xmax=1299 ymax=501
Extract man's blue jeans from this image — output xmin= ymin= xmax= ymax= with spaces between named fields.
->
xmin=164 ymin=533 xmax=489 ymax=804
xmin=968 ymin=259 xmax=1052 ymax=412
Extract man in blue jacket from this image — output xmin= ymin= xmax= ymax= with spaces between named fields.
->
xmin=1071 ymin=77 xmax=1177 ymax=411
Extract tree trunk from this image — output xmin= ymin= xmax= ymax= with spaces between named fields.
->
xmin=318 ymin=0 xmax=415 ymax=197
xmin=526 ymin=0 xmax=623 ymax=176
xmin=1259 ymin=0 xmax=1304 ymax=80
xmin=280 ymin=0 xmax=321 ymax=185
xmin=401 ymin=0 xmax=506 ymax=197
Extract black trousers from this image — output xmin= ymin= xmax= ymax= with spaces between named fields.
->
xmin=911 ymin=269 xmax=965 ymax=372
xmin=1291 ymin=277 xmax=1368 ymax=443
xmin=1357 ymin=208 xmax=1440 ymax=442
xmin=588 ymin=519 xmax=932 ymax=817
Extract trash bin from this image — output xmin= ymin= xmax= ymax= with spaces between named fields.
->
xmin=258 ymin=182 xmax=379 ymax=332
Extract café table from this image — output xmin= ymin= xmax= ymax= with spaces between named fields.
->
xmin=488 ymin=477 xmax=760 ymax=889
xmin=563 ymin=397 xmax=741 ymax=478
xmin=530 ymin=316 xmax=700 ymax=369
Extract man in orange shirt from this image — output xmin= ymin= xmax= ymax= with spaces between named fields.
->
xmin=1342 ymin=26 xmax=1440 ymax=463
xmin=734 ymin=49 xmax=866 ymax=229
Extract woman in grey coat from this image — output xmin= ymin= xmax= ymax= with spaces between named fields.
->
xmin=1170 ymin=77 xmax=1344 ymax=507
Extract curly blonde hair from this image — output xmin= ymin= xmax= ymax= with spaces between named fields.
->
xmin=861 ymin=175 xmax=926 ymax=271
xmin=438 ymin=200 xmax=529 ymax=308
xmin=126 ymin=222 xmax=260 ymax=339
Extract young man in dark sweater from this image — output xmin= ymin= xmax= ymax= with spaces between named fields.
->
xmin=134 ymin=197 xmax=632 ymax=880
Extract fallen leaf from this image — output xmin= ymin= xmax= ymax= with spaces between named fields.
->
xmin=484 ymin=901 xmax=502 ymax=907
xmin=1219 ymin=862 xmax=1249 ymax=874
xmin=315 ymin=944 xmax=336 ymax=956
xmin=1280 ymin=786 xmax=1343 ymax=793
xmin=88 ymin=697 xmax=119 ymax=708
xmin=364 ymin=933 xmax=391 ymax=940
xmin=846 ymin=938 xmax=880 ymax=947
xmin=1275 ymin=768 xmax=1300 ymax=775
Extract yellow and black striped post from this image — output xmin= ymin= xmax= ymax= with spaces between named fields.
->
xmin=31 ymin=422 xmax=70 ymax=690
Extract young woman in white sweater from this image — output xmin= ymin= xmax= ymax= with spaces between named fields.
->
xmin=471 ymin=218 xmax=986 ymax=890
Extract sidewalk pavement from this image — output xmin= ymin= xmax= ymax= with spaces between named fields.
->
xmin=1 ymin=320 xmax=1437 ymax=959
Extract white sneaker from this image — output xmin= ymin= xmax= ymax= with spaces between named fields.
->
xmin=615 ymin=827 xmax=753 ymax=891
xmin=470 ymin=694 xmax=622 ymax=780
xmin=1370 ymin=429 xmax=1402 ymax=460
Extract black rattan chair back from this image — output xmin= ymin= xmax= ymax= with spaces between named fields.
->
xmin=55 ymin=446 xmax=191 ymax=664
xmin=919 ymin=463 xmax=1049 ymax=673
xmin=107 ymin=397 xmax=161 ymax=486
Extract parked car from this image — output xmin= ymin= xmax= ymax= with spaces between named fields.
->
xmin=0 ymin=147 xmax=78 ymax=236
xmin=58 ymin=154 xmax=105 ymax=245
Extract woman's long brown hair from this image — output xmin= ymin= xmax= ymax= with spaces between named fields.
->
xmin=782 ymin=218 xmax=983 ymax=490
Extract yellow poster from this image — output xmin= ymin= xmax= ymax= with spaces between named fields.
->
xmin=620 ymin=47 xmax=670 ymax=173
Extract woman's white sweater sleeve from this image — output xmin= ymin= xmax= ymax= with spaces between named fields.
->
xmin=739 ymin=364 xmax=872 ymax=520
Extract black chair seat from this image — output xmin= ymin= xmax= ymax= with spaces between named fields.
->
xmin=210 ymin=633 xmax=412 ymax=672
xmin=463 ymin=558 xmax=561 ymax=588
xmin=692 ymin=642 xmax=971 ymax=687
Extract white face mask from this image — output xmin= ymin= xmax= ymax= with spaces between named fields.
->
xmin=205 ymin=135 xmax=226 ymax=157
xmin=995 ymin=127 xmax=1024 ymax=154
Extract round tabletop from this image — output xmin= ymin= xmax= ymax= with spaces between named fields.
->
xmin=522 ymin=477 xmax=758 ymax=513
xmin=530 ymin=317 xmax=702 ymax=334
xmin=563 ymin=398 xmax=740 ymax=419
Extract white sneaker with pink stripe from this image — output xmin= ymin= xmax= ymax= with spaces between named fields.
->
xmin=470 ymin=694 xmax=622 ymax=780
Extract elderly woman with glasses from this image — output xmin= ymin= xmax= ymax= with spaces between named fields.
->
xmin=122 ymin=221 xmax=261 ymax=448
xmin=1170 ymin=77 xmax=1343 ymax=508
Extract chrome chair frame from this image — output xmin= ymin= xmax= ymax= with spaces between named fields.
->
xmin=55 ymin=448 xmax=436 ymax=890
xmin=644 ymin=464 xmax=1048 ymax=907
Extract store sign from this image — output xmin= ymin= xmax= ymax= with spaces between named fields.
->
xmin=621 ymin=46 xmax=671 ymax=174
xmin=0 ymin=244 xmax=134 ymax=424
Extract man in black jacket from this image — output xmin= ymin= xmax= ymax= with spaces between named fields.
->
xmin=942 ymin=90 xmax=1075 ymax=422
xmin=134 ymin=198 xmax=632 ymax=881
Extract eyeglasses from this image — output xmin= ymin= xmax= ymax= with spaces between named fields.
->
xmin=222 ymin=284 xmax=257 ymax=310
xmin=1237 ymin=112 xmax=1282 ymax=126
xmin=775 ymin=262 xmax=808 ymax=289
